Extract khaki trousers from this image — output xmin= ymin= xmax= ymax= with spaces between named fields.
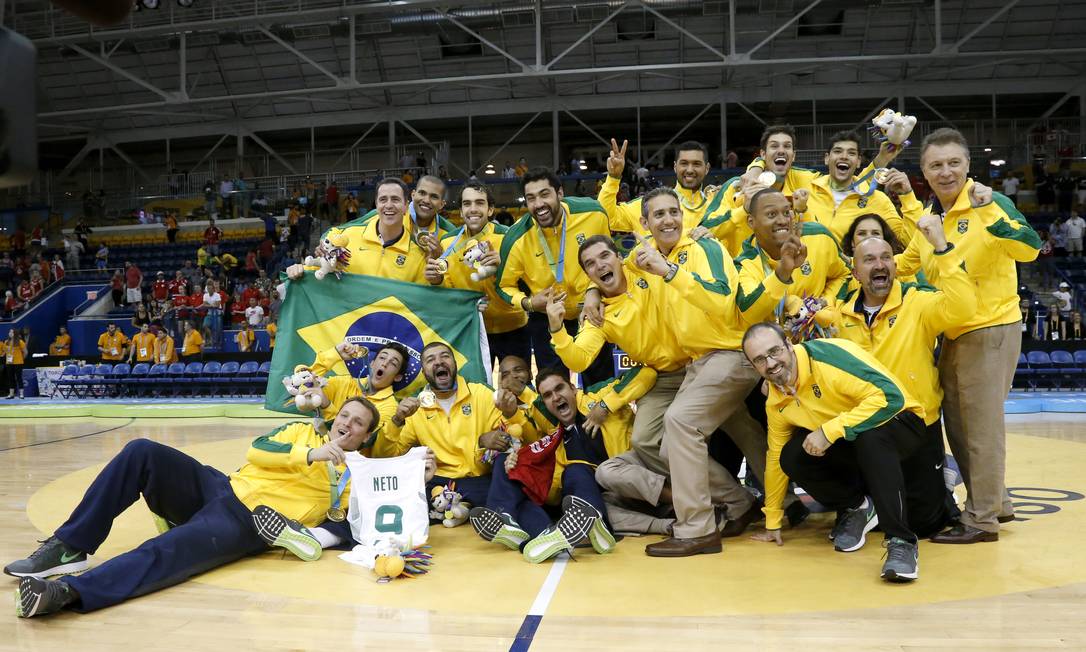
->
xmin=939 ymin=322 xmax=1020 ymax=533
xmin=664 ymin=350 xmax=763 ymax=538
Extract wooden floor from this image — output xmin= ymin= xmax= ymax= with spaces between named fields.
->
xmin=2 ymin=413 xmax=1086 ymax=651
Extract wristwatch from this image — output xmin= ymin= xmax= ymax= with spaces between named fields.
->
xmin=663 ymin=262 xmax=679 ymax=282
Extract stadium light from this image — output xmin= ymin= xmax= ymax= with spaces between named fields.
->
xmin=578 ymin=159 xmax=587 ymax=171
xmin=990 ymin=159 xmax=1006 ymax=166
xmin=484 ymin=164 xmax=496 ymax=175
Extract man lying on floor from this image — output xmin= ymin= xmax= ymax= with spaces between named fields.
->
xmin=7 ymin=397 xmax=381 ymax=618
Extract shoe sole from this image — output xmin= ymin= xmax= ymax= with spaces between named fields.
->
xmin=251 ymin=507 xmax=321 ymax=562
xmin=929 ymin=531 xmax=999 ymax=544
xmin=523 ymin=499 xmax=599 ymax=564
xmin=588 ymin=519 xmax=616 ymax=554
xmin=834 ymin=511 xmax=879 ymax=553
xmin=469 ymin=507 xmax=527 ymax=551
xmin=881 ymin=568 xmax=918 ymax=582
xmin=3 ymin=560 xmax=89 ymax=580
xmin=15 ymin=577 xmax=43 ymax=618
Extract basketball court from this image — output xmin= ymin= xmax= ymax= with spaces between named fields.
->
xmin=3 ymin=403 xmax=1084 ymax=651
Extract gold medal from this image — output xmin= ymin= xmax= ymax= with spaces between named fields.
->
xmin=433 ymin=258 xmax=449 ymax=274
xmin=873 ymin=168 xmax=891 ymax=185
xmin=419 ymin=389 xmax=436 ymax=408
xmin=326 ymin=507 xmax=346 ymax=522
xmin=757 ymin=171 xmax=778 ymax=187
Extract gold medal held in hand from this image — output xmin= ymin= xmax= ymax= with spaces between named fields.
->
xmin=433 ymin=258 xmax=449 ymax=274
xmin=873 ymin=168 xmax=892 ymax=185
xmin=757 ymin=171 xmax=778 ymax=187
xmin=419 ymin=389 xmax=436 ymax=408
xmin=326 ymin=506 xmax=346 ymax=522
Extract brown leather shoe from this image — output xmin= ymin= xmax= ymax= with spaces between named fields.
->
xmin=645 ymin=532 xmax=722 ymax=557
xmin=720 ymin=501 xmax=763 ymax=538
xmin=930 ymin=523 xmax=999 ymax=544
xmin=997 ymin=514 xmax=1016 ymax=524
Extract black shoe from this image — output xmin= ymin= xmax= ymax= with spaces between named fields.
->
xmin=15 ymin=577 xmax=77 ymax=618
xmin=786 ymin=500 xmax=810 ymax=528
xmin=3 ymin=536 xmax=89 ymax=579
xmin=720 ymin=501 xmax=763 ymax=538
xmin=930 ymin=523 xmax=999 ymax=544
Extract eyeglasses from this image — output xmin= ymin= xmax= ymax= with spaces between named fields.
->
xmin=751 ymin=345 xmax=787 ymax=367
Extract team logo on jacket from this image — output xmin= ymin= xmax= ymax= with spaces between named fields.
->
xmin=812 ymin=384 xmax=822 ymax=398
xmin=576 ymin=233 xmax=586 ymax=244
xmin=636 ymin=278 xmax=649 ymax=289
xmin=395 ymin=254 xmax=407 ymax=266
xmin=800 ymin=261 xmax=812 ymax=276
xmin=461 ymin=404 xmax=472 ymax=416
xmin=888 ymin=316 xmax=897 ymax=328
xmin=678 ymin=252 xmax=688 ymax=264
xmin=957 ymin=219 xmax=969 ymax=234
xmin=857 ymin=197 xmax=868 ymax=209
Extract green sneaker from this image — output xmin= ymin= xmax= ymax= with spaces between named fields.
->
xmin=151 ymin=513 xmax=176 ymax=534
xmin=587 ymin=514 xmax=616 ymax=554
xmin=3 ymin=536 xmax=88 ymax=579
xmin=15 ymin=577 xmax=76 ymax=618
xmin=469 ymin=506 xmax=529 ymax=551
xmin=251 ymin=505 xmax=322 ymax=562
xmin=522 ymin=496 xmax=600 ymax=564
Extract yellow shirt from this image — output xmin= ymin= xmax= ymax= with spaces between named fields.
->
xmin=322 ymin=216 xmax=429 ymax=282
xmin=657 ymin=235 xmax=747 ymax=356
xmin=267 ymin=323 xmax=277 ymax=349
xmin=734 ymin=222 xmax=852 ymax=324
xmin=50 ymin=334 xmax=71 ymax=356
xmin=804 ymin=175 xmax=915 ymax=246
xmin=182 ymin=330 xmax=204 ymax=356
xmin=98 ymin=331 xmax=129 ymax=361
xmin=597 ymin=175 xmax=720 ymax=237
xmin=520 ymin=366 xmax=656 ymax=434
xmin=896 ymin=183 xmax=1041 ymax=339
xmin=828 ymin=247 xmax=975 ymax=424
xmin=130 ymin=332 xmax=156 ymax=362
xmin=235 ymin=329 xmax=255 ymax=352
xmin=229 ymin=422 xmax=352 ymax=528
xmin=4 ymin=340 xmax=26 ymax=365
xmin=763 ymin=339 xmax=924 ymax=529
xmin=439 ymin=222 xmax=528 ymax=334
xmin=325 ymin=211 xmax=457 ymax=248
xmin=374 ymin=378 xmax=528 ymax=478
xmin=495 ymin=197 xmax=611 ymax=314
xmin=551 ymin=261 xmax=689 ymax=373
xmin=154 ymin=336 xmax=178 ymax=364
xmin=320 ymin=376 xmax=399 ymax=434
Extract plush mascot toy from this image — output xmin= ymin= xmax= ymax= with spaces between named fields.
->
xmin=430 ymin=484 xmax=470 ymax=528
xmin=365 ymin=537 xmax=434 ymax=582
xmin=870 ymin=109 xmax=917 ymax=150
xmin=462 ymin=241 xmax=497 ymax=282
xmin=304 ymin=233 xmax=352 ymax=280
xmin=281 ymin=365 xmax=328 ymax=412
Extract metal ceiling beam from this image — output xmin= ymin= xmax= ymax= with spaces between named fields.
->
xmin=330 ymin=122 xmax=381 ymax=170
xmin=55 ymin=139 xmax=96 ymax=183
xmin=106 ymin=141 xmax=154 ymax=182
xmin=256 ymin=26 xmax=344 ymax=86
xmin=561 ymin=110 xmax=611 ymax=149
xmin=481 ymin=112 xmax=543 ymax=169
xmin=645 ymin=102 xmax=714 ymax=165
xmin=437 ymin=10 xmax=527 ymax=71
xmin=190 ymin=133 xmax=230 ymax=171
xmin=913 ymin=96 xmax=957 ymax=128
xmin=244 ymin=130 xmax=298 ymax=174
xmin=39 ymin=45 xmax=1086 ymax=121
xmin=65 ymin=43 xmax=174 ymax=100
xmin=1026 ymin=80 xmax=1086 ymax=132
xmin=397 ymin=120 xmax=468 ymax=176
xmin=37 ymin=75 xmax=1081 ymax=147
xmin=745 ymin=0 xmax=824 ymax=58
xmin=637 ymin=0 xmax=725 ymax=61
xmin=952 ymin=0 xmax=1020 ymax=52
xmin=547 ymin=1 xmax=631 ymax=69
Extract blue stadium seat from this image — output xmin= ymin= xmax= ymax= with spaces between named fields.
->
xmin=1049 ymin=351 xmax=1075 ymax=390
xmin=53 ymin=364 xmax=81 ymax=399
xmin=123 ymin=363 xmax=150 ymax=396
xmin=215 ymin=361 xmax=239 ymax=396
xmin=164 ymin=362 xmax=188 ymax=396
xmin=235 ymin=361 xmax=260 ymax=396
xmin=71 ymin=365 xmax=98 ymax=398
xmin=102 ymin=363 xmax=130 ymax=397
xmin=1026 ymin=351 xmax=1055 ymax=390
xmin=145 ymin=364 xmax=168 ymax=397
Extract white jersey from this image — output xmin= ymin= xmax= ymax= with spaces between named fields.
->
xmin=345 ymin=446 xmax=430 ymax=549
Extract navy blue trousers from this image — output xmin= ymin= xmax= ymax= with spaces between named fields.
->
xmin=427 ymin=474 xmax=492 ymax=508
xmin=486 ymin=454 xmax=607 ymax=538
xmin=56 ymin=439 xmax=266 ymax=612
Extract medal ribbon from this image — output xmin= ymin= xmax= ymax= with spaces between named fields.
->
xmin=534 ymin=208 xmax=568 ymax=285
xmin=676 ymin=184 xmax=707 ymax=212
xmin=409 ymin=202 xmax=439 ymax=247
xmin=846 ymin=168 xmax=880 ymax=200
xmin=325 ymin=461 xmax=351 ymax=513
xmin=438 ymin=224 xmax=469 ymax=260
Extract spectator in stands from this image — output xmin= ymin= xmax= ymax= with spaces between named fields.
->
xmin=202 ymin=180 xmax=216 ymax=217
xmin=266 ymin=316 xmax=277 ymax=350
xmin=204 ymin=218 xmax=223 ymax=257
xmin=3 ymin=291 xmax=20 ymax=318
xmin=97 ymin=323 xmax=128 ymax=362
xmin=286 ymin=204 xmax=301 ymax=250
xmin=0 ymin=251 xmax=13 ymax=285
xmin=1066 ymin=212 xmax=1085 ymax=258
xmin=181 ymin=320 xmax=203 ymax=361
xmin=196 ymin=246 xmax=214 ymax=270
xmin=344 ymin=193 xmax=359 ymax=222
xmin=131 ymin=304 xmax=151 ymax=329
xmin=235 ymin=323 xmax=256 ymax=353
xmin=1046 ymin=302 xmax=1065 ymax=341
xmin=244 ymin=297 xmax=264 ymax=328
xmin=1037 ymin=171 xmax=1056 ymax=212
xmin=17 ymin=279 xmax=33 ymax=306
xmin=1056 ymin=170 xmax=1076 ymax=215
xmin=4 ymin=329 xmax=28 ymax=399
xmin=180 ymin=260 xmax=201 ymax=288
xmin=1020 ymin=299 xmax=1034 ymax=343
xmin=219 ymin=175 xmax=234 ymax=219
xmin=187 ymin=283 xmax=205 ymax=333
xmin=1002 ymin=173 xmax=1020 ymax=207
xmin=219 ymin=251 xmax=239 ymax=274
xmin=243 ymin=249 xmax=259 ymax=279
xmin=128 ymin=323 xmax=156 ymax=364
xmin=63 ymin=237 xmax=83 ymax=271
xmin=202 ymin=280 xmax=224 ymax=348
xmin=74 ymin=219 xmax=92 ymax=249
xmin=1052 ymin=217 xmax=1069 ymax=256
xmin=28 ymin=271 xmax=44 ymax=299
xmin=1070 ymin=311 xmax=1083 ymax=340
xmin=51 ymin=256 xmax=65 ymax=283
xmin=164 ymin=212 xmax=179 ymax=243
xmin=154 ymin=327 xmax=177 ymax=364
xmin=502 ymin=161 xmax=516 ymax=179
xmin=515 ymin=157 xmax=529 ymax=177
xmin=124 ymin=262 xmax=143 ymax=306
xmin=11 ymin=227 xmax=26 ymax=257
xmin=49 ymin=326 xmax=71 ymax=357
xmin=228 ymin=289 xmax=246 ymax=326
xmin=167 ymin=271 xmax=188 ymax=301
xmin=325 ymin=181 xmax=339 ymax=223
xmin=1054 ymin=282 xmax=1073 ymax=317
xmin=161 ymin=299 xmax=178 ymax=339
xmin=151 ymin=271 xmax=169 ymax=305
xmin=95 ymin=244 xmax=109 ymax=271
xmin=252 ymin=193 xmax=269 ymax=214
xmin=1037 ymin=230 xmax=1056 ymax=289
xmin=257 ymin=237 xmax=276 ymax=274
xmin=29 ymin=226 xmax=43 ymax=253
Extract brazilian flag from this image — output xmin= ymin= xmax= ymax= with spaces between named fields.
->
xmin=265 ymin=271 xmax=488 ymax=413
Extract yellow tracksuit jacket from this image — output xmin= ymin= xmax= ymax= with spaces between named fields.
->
xmin=828 ymin=246 xmax=975 ymax=425
xmin=734 ymin=222 xmax=852 ymax=324
xmin=655 ymin=235 xmax=747 ymax=356
xmin=896 ymin=183 xmax=1041 ymax=339
xmin=229 ymin=421 xmax=352 ymax=528
xmin=597 ymin=175 xmax=720 ymax=236
xmin=539 ymin=390 xmax=632 ymax=506
xmin=550 ymin=261 xmax=689 ymax=373
xmin=804 ymin=175 xmax=915 ymax=246
xmin=763 ymin=339 xmax=924 ymax=529
xmin=521 ymin=365 xmax=657 ymax=433
xmin=320 ymin=217 xmax=429 ymax=282
xmin=373 ymin=378 xmax=529 ymax=478
xmin=439 ymin=221 xmax=528 ymax=334
xmin=324 ymin=210 xmax=457 ymax=244
xmin=495 ymin=197 xmax=611 ymax=314
xmin=309 ymin=347 xmax=400 ymax=429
